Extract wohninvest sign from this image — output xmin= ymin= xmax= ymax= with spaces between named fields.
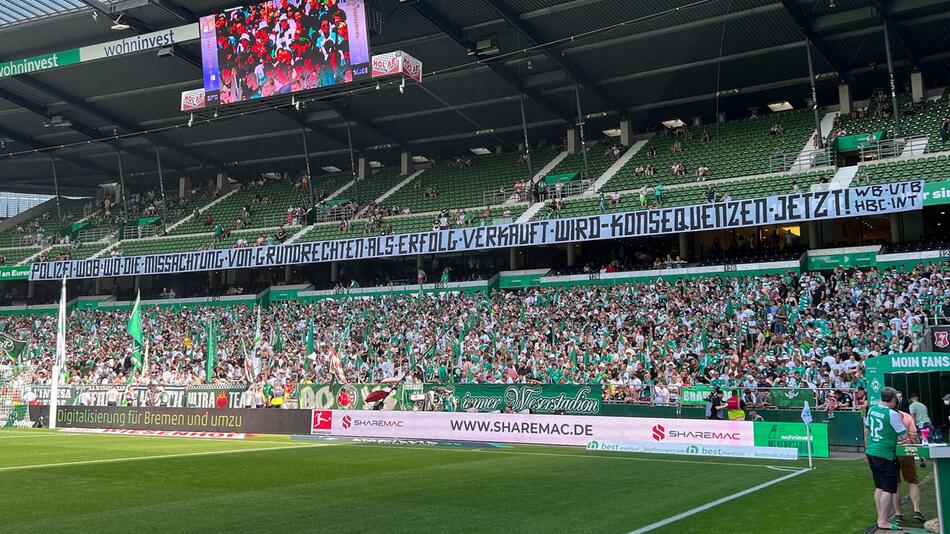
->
xmin=0 ymin=50 xmax=79 ymax=79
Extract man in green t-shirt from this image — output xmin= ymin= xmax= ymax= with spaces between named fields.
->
xmin=864 ymin=387 xmax=909 ymax=531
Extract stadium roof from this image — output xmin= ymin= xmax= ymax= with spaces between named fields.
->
xmin=0 ymin=0 xmax=948 ymax=195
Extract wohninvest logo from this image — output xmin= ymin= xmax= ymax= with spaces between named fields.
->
xmin=101 ymin=29 xmax=179 ymax=58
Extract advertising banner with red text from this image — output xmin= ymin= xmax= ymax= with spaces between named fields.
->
xmin=311 ymin=409 xmax=753 ymax=448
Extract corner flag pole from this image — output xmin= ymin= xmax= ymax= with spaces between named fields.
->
xmin=50 ymin=276 xmax=67 ymax=430
xmin=801 ymin=400 xmax=814 ymax=470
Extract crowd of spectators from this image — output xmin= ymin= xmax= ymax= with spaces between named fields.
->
xmin=8 ymin=265 xmax=947 ymax=412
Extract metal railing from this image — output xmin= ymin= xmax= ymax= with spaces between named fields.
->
xmin=120 ymin=225 xmax=160 ymax=240
xmin=859 ymin=135 xmax=930 ymax=162
xmin=771 ymin=147 xmax=834 ymax=173
xmin=77 ymin=227 xmax=112 ymax=243
xmin=259 ymin=211 xmax=305 ymax=228
xmin=537 ymin=179 xmax=595 ymax=201
xmin=483 ymin=188 xmax=531 ymax=206
xmin=311 ymin=204 xmax=357 ymax=224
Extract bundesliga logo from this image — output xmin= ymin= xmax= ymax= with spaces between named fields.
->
xmin=312 ymin=410 xmax=332 ymax=431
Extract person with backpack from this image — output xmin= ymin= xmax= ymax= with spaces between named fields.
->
xmin=705 ymin=386 xmax=727 ymax=420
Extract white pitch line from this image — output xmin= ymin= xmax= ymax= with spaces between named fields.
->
xmin=343 ymin=442 xmax=801 ymax=471
xmin=0 ymin=443 xmax=326 ymax=473
xmin=625 ymin=468 xmax=810 ymax=534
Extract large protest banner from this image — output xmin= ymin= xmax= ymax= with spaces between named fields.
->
xmin=29 ymin=181 xmax=924 ymax=281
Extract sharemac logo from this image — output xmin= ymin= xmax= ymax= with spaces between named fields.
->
xmin=342 ymin=415 xmax=352 ymax=429
xmin=652 ymin=424 xmax=665 ymax=441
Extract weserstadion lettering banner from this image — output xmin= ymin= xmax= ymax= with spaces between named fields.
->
xmin=310 ymin=409 xmax=755 ymax=447
xmin=28 ymin=181 xmax=926 ymax=281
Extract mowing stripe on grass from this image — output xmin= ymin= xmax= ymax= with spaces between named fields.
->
xmin=0 ymin=444 xmax=326 ymax=473
xmin=625 ymin=468 xmax=810 ymax=533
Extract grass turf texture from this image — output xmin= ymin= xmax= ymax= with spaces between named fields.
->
xmin=0 ymin=429 xmax=882 ymax=533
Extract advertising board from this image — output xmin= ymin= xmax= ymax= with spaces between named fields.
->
xmin=310 ymin=410 xmax=755 ymax=448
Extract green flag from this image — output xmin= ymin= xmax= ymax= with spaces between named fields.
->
xmin=306 ymin=318 xmax=315 ymax=359
xmin=127 ymin=291 xmax=144 ymax=372
xmin=0 ymin=332 xmax=26 ymax=362
xmin=205 ymin=318 xmax=218 ymax=383
xmin=725 ymin=299 xmax=734 ymax=319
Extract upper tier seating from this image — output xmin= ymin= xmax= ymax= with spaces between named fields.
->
xmin=0 ymin=246 xmax=42 ymax=265
xmin=603 ymin=109 xmax=818 ymax=192
xmin=0 ymin=197 xmax=89 ymax=248
xmin=170 ymin=179 xmax=307 ymax=235
xmin=858 ymin=154 xmax=950 ymax=186
xmin=336 ymin=168 xmax=404 ymax=205
xmin=831 ymin=92 xmax=950 ymax=153
xmin=298 ymin=204 xmax=529 ymax=243
xmin=382 ymin=151 xmax=555 ymax=213
xmin=545 ymin=142 xmax=620 ymax=183
xmin=535 ymin=170 xmax=832 ymax=219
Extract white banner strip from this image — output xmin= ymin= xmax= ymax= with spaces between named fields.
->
xmin=586 ymin=440 xmax=798 ymax=460
xmin=78 ymin=24 xmax=199 ymax=62
xmin=28 ymin=181 xmax=924 ymax=281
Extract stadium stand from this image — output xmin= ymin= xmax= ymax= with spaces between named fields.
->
xmin=338 ymin=168 xmax=404 ymax=206
xmin=545 ymin=142 xmax=618 ymax=183
xmin=381 ymin=151 xmax=556 ymax=213
xmin=535 ymin=170 xmax=834 ymax=219
xmin=0 ymin=246 xmax=42 ymax=265
xmin=602 ymin=110 xmax=818 ymax=192
xmin=858 ymin=154 xmax=950 ymax=185
xmin=829 ymin=92 xmax=950 ymax=153
xmin=0 ymin=197 xmax=89 ymax=248
xmin=169 ymin=179 xmax=307 ymax=235
xmin=297 ymin=204 xmax=530 ymax=243
xmin=8 ymin=264 xmax=948 ymax=389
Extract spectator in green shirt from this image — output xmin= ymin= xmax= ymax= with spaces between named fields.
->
xmin=865 ymin=387 xmax=909 ymax=531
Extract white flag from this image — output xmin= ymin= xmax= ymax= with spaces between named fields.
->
xmin=55 ymin=276 xmax=67 ymax=368
xmin=801 ymin=400 xmax=813 ymax=425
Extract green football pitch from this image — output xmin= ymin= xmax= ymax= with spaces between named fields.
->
xmin=0 ymin=428 xmax=924 ymax=533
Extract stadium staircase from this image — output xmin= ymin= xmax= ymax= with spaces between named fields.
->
xmin=169 ymin=180 xmax=307 ymax=236
xmin=830 ymin=166 xmax=859 ymax=190
xmin=545 ymin=142 xmax=618 ymax=184
xmin=600 ymin=109 xmax=819 ymax=193
xmin=381 ymin=151 xmax=556 ymax=213
xmin=591 ymin=140 xmax=648 ymax=192
xmin=163 ymin=188 xmax=239 ymax=234
xmin=528 ymin=150 xmax=569 ymax=185
xmin=367 ymin=169 xmax=424 ymax=207
xmin=791 ymin=111 xmax=838 ymax=170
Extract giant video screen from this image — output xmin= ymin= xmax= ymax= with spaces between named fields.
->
xmin=199 ymin=0 xmax=370 ymax=106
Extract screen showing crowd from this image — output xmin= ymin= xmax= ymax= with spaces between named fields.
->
xmin=200 ymin=0 xmax=370 ymax=106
